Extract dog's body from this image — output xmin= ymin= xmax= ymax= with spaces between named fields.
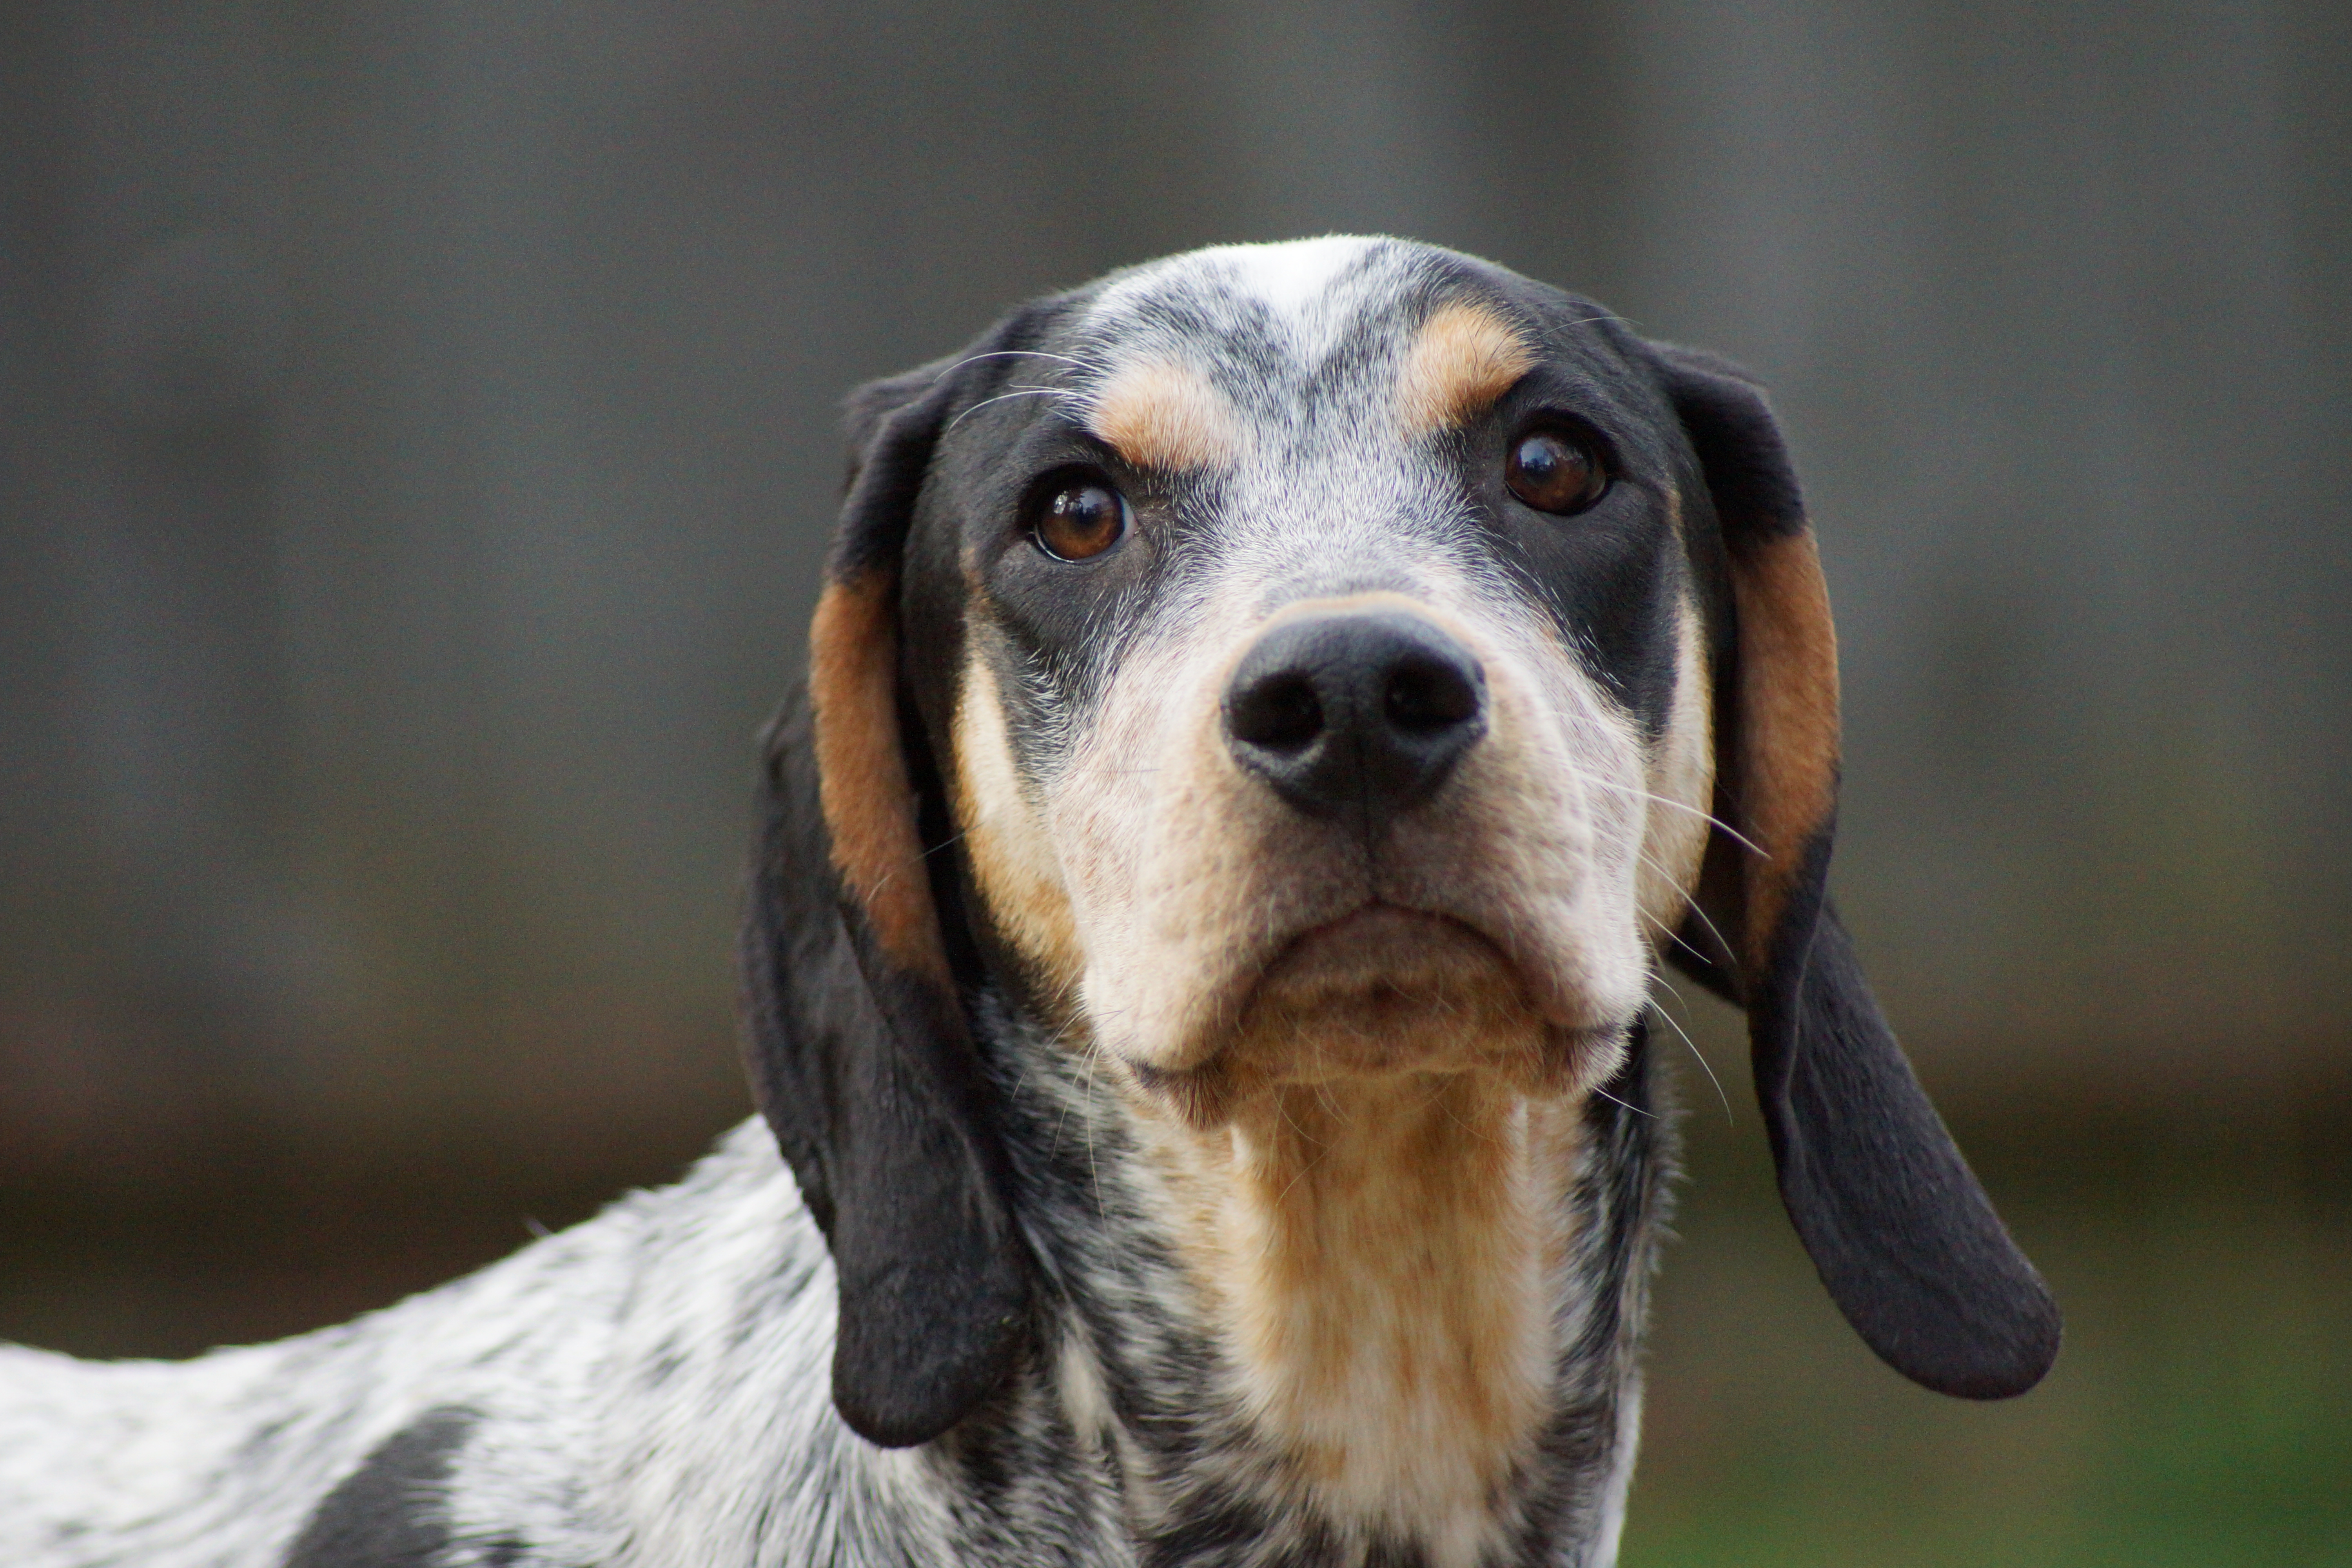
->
xmin=0 ymin=1060 xmax=1660 ymax=1567
xmin=0 ymin=238 xmax=2056 ymax=1568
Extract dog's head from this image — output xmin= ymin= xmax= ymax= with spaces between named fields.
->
xmin=741 ymin=238 xmax=2060 ymax=1448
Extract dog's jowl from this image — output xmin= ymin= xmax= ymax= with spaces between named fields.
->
xmin=0 ymin=238 xmax=2059 ymax=1568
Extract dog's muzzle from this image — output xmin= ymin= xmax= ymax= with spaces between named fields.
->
xmin=1221 ymin=607 xmax=1486 ymax=827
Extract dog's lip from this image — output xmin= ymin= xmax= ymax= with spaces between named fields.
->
xmin=1117 ymin=931 xmax=1628 ymax=1117
xmin=1271 ymin=895 xmax=1602 ymax=1027
xmin=1281 ymin=898 xmax=1450 ymax=940
xmin=1256 ymin=900 xmax=1502 ymax=979
xmin=1115 ymin=898 xmax=1599 ymax=1086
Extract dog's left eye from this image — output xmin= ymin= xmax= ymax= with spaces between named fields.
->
xmin=1505 ymin=428 xmax=1609 ymax=515
xmin=1030 ymin=473 xmax=1130 ymax=562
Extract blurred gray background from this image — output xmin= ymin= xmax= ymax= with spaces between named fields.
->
xmin=2 ymin=4 xmax=2346 ymax=1563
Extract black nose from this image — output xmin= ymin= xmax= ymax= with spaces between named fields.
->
xmin=1223 ymin=608 xmax=1487 ymax=825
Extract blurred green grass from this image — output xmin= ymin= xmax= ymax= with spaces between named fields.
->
xmin=1626 ymin=1042 xmax=2352 ymax=1568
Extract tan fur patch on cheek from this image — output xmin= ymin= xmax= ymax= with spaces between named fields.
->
xmin=1503 ymin=645 xmax=1654 ymax=1019
xmin=1377 ymin=598 xmax=1655 ymax=1060
xmin=1393 ymin=302 xmax=1536 ymax=437
xmin=808 ymin=575 xmax=947 ymax=981
xmin=953 ymin=646 xmax=1085 ymax=1004
xmin=1637 ymin=598 xmax=1716 ymax=940
xmin=1086 ymin=359 xmax=1248 ymax=471
xmin=1053 ymin=608 xmax=1318 ymax=1072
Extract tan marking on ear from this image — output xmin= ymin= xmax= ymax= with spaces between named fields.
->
xmin=808 ymin=575 xmax=949 ymax=982
xmin=1393 ymin=302 xmax=1537 ymax=437
xmin=954 ymin=643 xmax=1086 ymax=1004
xmin=1730 ymin=528 xmax=1840 ymax=961
xmin=1086 ymin=359 xmax=1247 ymax=471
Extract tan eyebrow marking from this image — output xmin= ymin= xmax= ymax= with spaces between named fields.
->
xmin=1086 ymin=359 xmax=1248 ymax=471
xmin=1394 ymin=302 xmax=1538 ymax=436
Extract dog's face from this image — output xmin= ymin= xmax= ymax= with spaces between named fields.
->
xmin=745 ymin=238 xmax=2059 ymax=1455
xmin=906 ymin=241 xmax=1713 ymax=1125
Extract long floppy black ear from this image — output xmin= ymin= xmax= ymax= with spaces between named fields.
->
xmin=738 ymin=347 xmax=1030 ymax=1448
xmin=1657 ymin=344 xmax=2061 ymax=1401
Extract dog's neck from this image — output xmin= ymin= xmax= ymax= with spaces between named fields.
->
xmin=1154 ymin=1078 xmax=1570 ymax=1548
xmin=999 ymin=1011 xmax=1662 ymax=1568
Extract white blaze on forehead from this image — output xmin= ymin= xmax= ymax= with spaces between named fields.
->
xmin=1086 ymin=235 xmax=1398 ymax=366
xmin=1210 ymin=235 xmax=1380 ymax=319
xmin=1080 ymin=238 xmax=1535 ymax=465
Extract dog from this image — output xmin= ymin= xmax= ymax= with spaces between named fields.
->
xmin=0 ymin=237 xmax=2059 ymax=1568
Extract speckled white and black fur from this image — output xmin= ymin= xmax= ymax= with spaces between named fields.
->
xmin=0 ymin=239 xmax=2056 ymax=1568
xmin=0 ymin=1065 xmax=1663 ymax=1568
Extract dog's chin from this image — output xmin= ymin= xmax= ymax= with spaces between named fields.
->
xmin=1122 ymin=905 xmax=1629 ymax=1128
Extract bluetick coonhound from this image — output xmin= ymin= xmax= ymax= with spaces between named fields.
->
xmin=0 ymin=237 xmax=2060 ymax=1567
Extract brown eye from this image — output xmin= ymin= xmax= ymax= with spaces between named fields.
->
xmin=1031 ymin=475 xmax=1129 ymax=561
xmin=1505 ymin=428 xmax=1608 ymax=515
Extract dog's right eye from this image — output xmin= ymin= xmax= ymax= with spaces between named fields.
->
xmin=1029 ymin=473 xmax=1130 ymax=562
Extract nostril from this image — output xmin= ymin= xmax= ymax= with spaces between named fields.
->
xmin=1223 ymin=607 xmax=1485 ymax=822
xmin=1385 ymin=655 xmax=1481 ymax=733
xmin=1228 ymin=671 xmax=1324 ymax=753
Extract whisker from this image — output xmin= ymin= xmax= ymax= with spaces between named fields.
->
xmin=1652 ymin=914 xmax=1722 ymax=970
xmin=1648 ymin=995 xmax=1732 ymax=1125
xmin=1044 ymin=1018 xmax=1090 ymax=1160
xmin=1271 ymin=1139 xmax=1335 ymax=1213
xmin=944 ymin=348 xmax=1100 ymax=377
xmin=1630 ymin=842 xmax=1738 ymax=971
xmin=1305 ymin=1019 xmax=1341 ymax=1122
xmin=1271 ymin=1086 xmax=1347 ymax=1216
xmin=1669 ymin=893 xmax=1739 ymax=976
xmin=946 ymin=386 xmax=1077 ymax=432
xmin=1560 ymin=763 xmax=1766 ymax=858
xmin=1590 ymin=1083 xmax=1655 ymax=1120
xmin=1428 ymin=1077 xmax=1508 ymax=1147
xmin=1079 ymin=1037 xmax=1109 ymax=1224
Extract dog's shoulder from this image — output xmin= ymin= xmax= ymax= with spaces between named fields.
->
xmin=0 ymin=1119 xmax=835 ymax=1568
